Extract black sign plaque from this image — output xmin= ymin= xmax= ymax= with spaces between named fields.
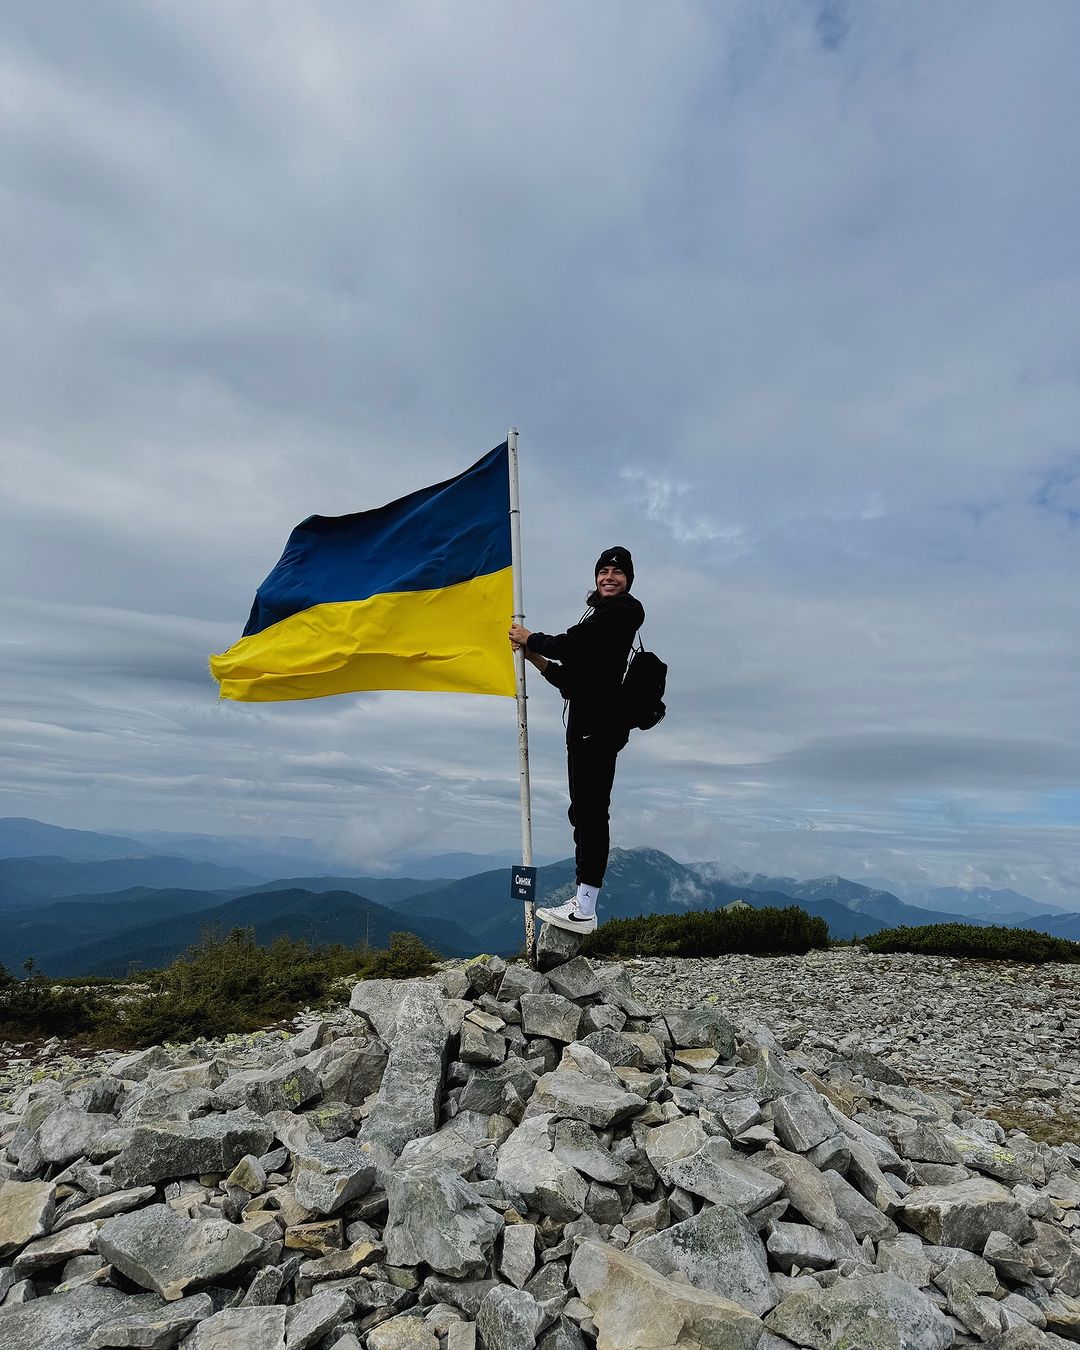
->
xmin=510 ymin=865 xmax=537 ymax=902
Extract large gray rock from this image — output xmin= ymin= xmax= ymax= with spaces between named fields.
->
xmin=96 ymin=1203 xmax=268 ymax=1300
xmin=754 ymin=1047 xmax=807 ymax=1103
xmin=384 ymin=1165 xmax=503 ymax=1278
xmin=87 ymin=1293 xmax=214 ymax=1348
xmin=821 ymin=1168 xmax=899 ymax=1243
xmin=898 ymin=1177 xmax=1036 ymax=1251
xmin=398 ymin=1126 xmax=477 ymax=1178
xmin=214 ymin=1061 xmax=321 ymax=1115
xmin=520 ymin=995 xmax=583 ymax=1044
xmin=350 ymin=977 xmax=432 ymax=1040
xmin=663 ymin=1140 xmax=784 ymax=1213
xmin=497 ymin=1115 xmax=589 ymax=1221
xmin=110 ymin=1047 xmax=182 ymax=1081
xmin=569 ymin=1238 xmax=764 ymax=1350
xmin=578 ymin=1030 xmax=648 ymax=1070
xmin=758 ymin=1146 xmax=842 ymax=1232
xmin=54 ymin=1186 xmax=159 ymax=1233
xmin=553 ymin=1119 xmax=632 ymax=1185
xmin=535 ymin=924 xmax=586 ymax=971
xmin=360 ymin=981 xmax=450 ymax=1155
xmin=772 ymin=1093 xmax=835 ymax=1153
xmin=284 ymin=1289 xmax=356 ymax=1349
xmin=293 ymin=1139 xmax=376 ymax=1215
xmin=460 ymin=1022 xmax=508 ymax=1066
xmin=295 ymin=1039 xmax=389 ymax=1105
xmin=110 ymin=1110 xmax=272 ymax=1188
xmin=656 ymin=1008 xmax=737 ymax=1058
xmin=765 ymin=1220 xmax=860 ymax=1272
xmin=545 ymin=957 xmax=602 ymax=1001
xmin=367 ymin=1315 xmax=440 ymax=1348
xmin=182 ymin=1305 xmax=287 ymax=1349
xmin=0 ymin=1179 xmax=56 ymax=1258
xmin=477 ymin=1285 xmax=544 ymax=1350
xmin=459 ymin=1058 xmax=539 ymax=1115
xmin=35 ymin=1107 xmax=118 ymax=1166
xmin=530 ymin=1070 xmax=646 ymax=1129
xmin=0 ymin=1286 xmax=162 ymax=1350
xmin=643 ymin=1116 xmax=708 ymax=1174
xmin=12 ymin=1219 xmax=104 ymax=1277
xmin=498 ymin=965 xmax=551 ymax=1002
xmin=500 ymin=1222 xmax=538 ymax=1289
xmin=632 ymin=1205 xmax=777 ymax=1317
xmin=764 ymin=1273 xmax=954 ymax=1350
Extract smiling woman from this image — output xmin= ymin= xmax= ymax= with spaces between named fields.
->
xmin=508 ymin=546 xmax=644 ymax=934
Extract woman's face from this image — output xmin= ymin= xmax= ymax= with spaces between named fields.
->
xmin=596 ymin=565 xmax=628 ymax=598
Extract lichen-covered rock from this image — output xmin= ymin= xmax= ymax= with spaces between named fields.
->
xmin=293 ymin=1139 xmax=376 ymax=1215
xmin=96 ymin=1203 xmax=268 ymax=1300
xmin=476 ymin=1284 xmax=545 ymax=1350
xmin=496 ymin=1115 xmax=589 ymax=1221
xmin=0 ymin=1180 xmax=56 ymax=1259
xmin=181 ymin=1305 xmax=287 ymax=1349
xmin=110 ymin=1110 xmax=272 ymax=1188
xmin=764 ymin=1273 xmax=954 ymax=1350
xmin=632 ymin=1205 xmax=777 ymax=1317
xmin=569 ymin=1238 xmax=764 ymax=1350
xmin=0 ymin=1286 xmax=163 ymax=1350
xmin=897 ymin=1177 xmax=1036 ymax=1251
xmin=384 ymin=1165 xmax=504 ymax=1277
xmin=361 ymin=981 xmax=450 ymax=1155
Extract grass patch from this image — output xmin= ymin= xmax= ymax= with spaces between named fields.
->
xmin=991 ymin=1105 xmax=1080 ymax=1148
xmin=581 ymin=905 xmax=829 ymax=959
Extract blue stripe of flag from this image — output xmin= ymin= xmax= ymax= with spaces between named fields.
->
xmin=242 ymin=443 xmax=511 ymax=638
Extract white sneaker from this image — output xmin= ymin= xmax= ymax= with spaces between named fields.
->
xmin=535 ymin=899 xmax=597 ymax=934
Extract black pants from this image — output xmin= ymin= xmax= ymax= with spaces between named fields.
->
xmin=566 ymin=729 xmax=628 ymax=887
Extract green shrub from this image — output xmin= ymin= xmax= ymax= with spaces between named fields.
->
xmin=865 ymin=923 xmax=1080 ymax=963
xmin=581 ymin=905 xmax=829 ymax=959
xmin=4 ymin=925 xmax=443 ymax=1050
xmin=353 ymin=931 xmax=440 ymax=981
xmin=105 ymin=927 xmax=343 ymax=1046
xmin=0 ymin=962 xmax=102 ymax=1040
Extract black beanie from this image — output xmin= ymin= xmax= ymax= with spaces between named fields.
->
xmin=594 ymin=545 xmax=634 ymax=591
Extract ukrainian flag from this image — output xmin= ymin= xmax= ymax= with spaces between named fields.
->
xmin=210 ymin=443 xmax=515 ymax=702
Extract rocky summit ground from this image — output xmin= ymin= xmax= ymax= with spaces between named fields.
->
xmin=628 ymin=949 xmax=1080 ymax=1138
xmin=0 ymin=937 xmax=1079 ymax=1349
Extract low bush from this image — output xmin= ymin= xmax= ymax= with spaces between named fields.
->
xmin=865 ymin=923 xmax=1080 ymax=963
xmin=2 ymin=926 xmax=441 ymax=1049
xmin=353 ymin=931 xmax=440 ymax=981
xmin=581 ymin=904 xmax=829 ymax=959
xmin=0 ymin=962 xmax=103 ymax=1040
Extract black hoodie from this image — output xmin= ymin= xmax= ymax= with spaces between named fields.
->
xmin=525 ymin=592 xmax=645 ymax=735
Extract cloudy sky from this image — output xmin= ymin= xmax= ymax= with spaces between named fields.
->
xmin=2 ymin=1 xmax=1079 ymax=901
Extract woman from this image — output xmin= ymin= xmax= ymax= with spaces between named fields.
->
xmin=508 ymin=546 xmax=644 ymax=933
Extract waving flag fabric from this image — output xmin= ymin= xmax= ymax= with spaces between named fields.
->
xmin=210 ymin=443 xmax=514 ymax=702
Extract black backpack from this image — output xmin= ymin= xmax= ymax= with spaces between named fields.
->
xmin=622 ymin=638 xmax=667 ymax=730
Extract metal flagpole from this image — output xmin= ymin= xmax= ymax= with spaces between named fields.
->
xmin=507 ymin=428 xmax=536 ymax=963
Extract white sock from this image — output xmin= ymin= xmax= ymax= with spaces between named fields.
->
xmin=575 ymin=884 xmax=600 ymax=918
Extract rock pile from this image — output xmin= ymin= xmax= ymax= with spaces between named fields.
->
xmin=1 ymin=924 xmax=1079 ymax=1349
xmin=627 ymin=950 xmax=1080 ymax=1125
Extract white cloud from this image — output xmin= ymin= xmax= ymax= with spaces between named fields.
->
xmin=1 ymin=1 xmax=1079 ymax=901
